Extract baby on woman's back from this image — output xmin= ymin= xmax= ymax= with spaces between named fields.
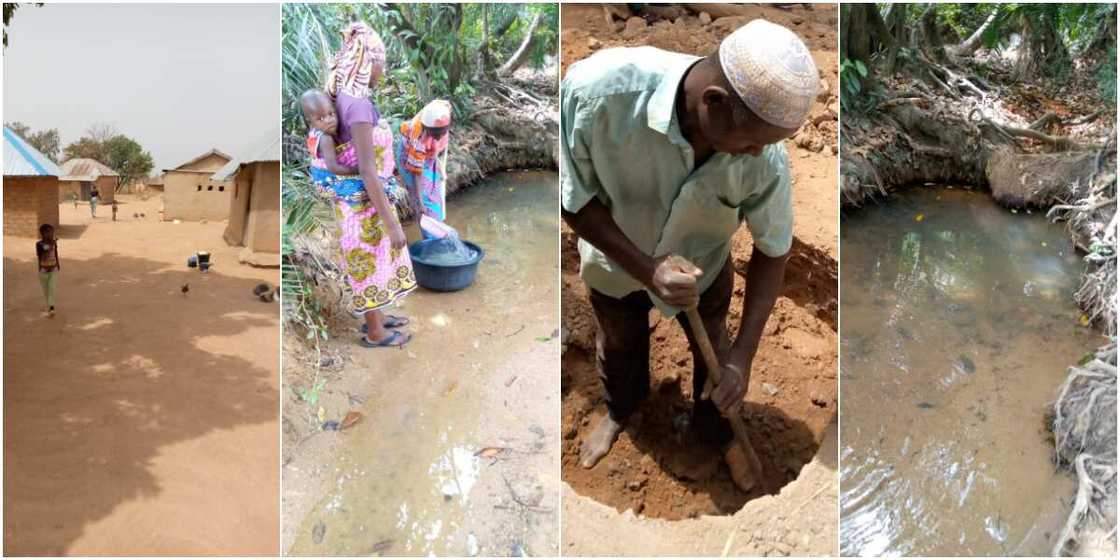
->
xmin=301 ymin=89 xmax=357 ymax=176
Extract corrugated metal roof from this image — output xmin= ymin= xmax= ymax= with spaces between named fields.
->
xmin=212 ymin=128 xmax=281 ymax=181
xmin=4 ymin=127 xmax=63 ymax=177
xmin=60 ymin=158 xmax=119 ymax=181
xmin=167 ymin=148 xmax=233 ymax=172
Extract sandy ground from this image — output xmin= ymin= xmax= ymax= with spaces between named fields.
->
xmin=560 ymin=3 xmax=839 ymax=556
xmin=281 ymin=172 xmax=559 ymax=556
xmin=3 ymin=194 xmax=280 ymax=555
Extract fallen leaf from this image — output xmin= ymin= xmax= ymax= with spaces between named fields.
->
xmin=475 ymin=446 xmax=506 ymax=458
xmin=317 ymin=406 xmax=326 ymax=423
xmin=1080 ymin=314 xmax=1090 ymax=326
xmin=1041 ymin=241 xmax=1048 ymax=247
xmin=535 ymin=336 xmax=551 ymax=342
xmin=341 ymin=411 xmax=363 ymax=430
xmin=914 ymin=214 xmax=924 ymax=222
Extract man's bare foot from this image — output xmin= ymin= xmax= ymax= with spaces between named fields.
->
xmin=724 ymin=444 xmax=758 ymax=492
xmin=579 ymin=415 xmax=623 ymax=469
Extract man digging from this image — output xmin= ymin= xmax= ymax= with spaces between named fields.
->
xmin=561 ymin=19 xmax=817 ymax=491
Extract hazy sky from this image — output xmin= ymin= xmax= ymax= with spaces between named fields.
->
xmin=4 ymin=3 xmax=279 ymax=171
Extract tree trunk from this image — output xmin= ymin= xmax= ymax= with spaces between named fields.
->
xmin=846 ymin=4 xmax=871 ymax=65
xmin=883 ymin=3 xmax=908 ymax=72
xmin=498 ymin=12 xmax=541 ymax=77
xmin=949 ymin=10 xmax=998 ymax=57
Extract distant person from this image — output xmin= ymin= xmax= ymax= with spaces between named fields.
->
xmin=560 ymin=20 xmax=818 ymax=491
xmin=70 ymin=192 xmax=79 ymax=210
xmin=395 ymin=99 xmax=453 ymax=239
xmin=307 ymin=21 xmax=416 ymax=349
xmin=36 ymin=224 xmax=60 ymax=317
xmin=89 ymin=187 xmax=100 ymax=218
xmin=111 ymin=199 xmax=119 ymax=222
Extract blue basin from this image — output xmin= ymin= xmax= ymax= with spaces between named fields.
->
xmin=408 ymin=239 xmax=484 ymax=292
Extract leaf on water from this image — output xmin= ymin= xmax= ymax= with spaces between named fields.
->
xmin=341 ymin=410 xmax=363 ymax=430
xmin=475 ymin=446 xmax=506 ymax=458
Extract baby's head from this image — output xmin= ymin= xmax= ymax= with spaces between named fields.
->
xmin=301 ymin=90 xmax=338 ymax=136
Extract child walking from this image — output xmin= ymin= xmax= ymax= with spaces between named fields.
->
xmin=35 ymin=224 xmax=60 ymax=316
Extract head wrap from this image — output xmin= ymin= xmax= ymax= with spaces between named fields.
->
xmin=419 ymin=99 xmax=453 ymax=128
xmin=718 ymin=19 xmax=818 ymax=129
xmin=325 ymin=22 xmax=387 ymax=99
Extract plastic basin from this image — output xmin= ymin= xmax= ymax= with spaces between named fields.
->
xmin=408 ymin=239 xmax=484 ymax=292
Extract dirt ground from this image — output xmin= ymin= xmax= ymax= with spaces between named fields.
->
xmin=560 ymin=3 xmax=839 ymax=556
xmin=3 ymin=194 xmax=280 ymax=555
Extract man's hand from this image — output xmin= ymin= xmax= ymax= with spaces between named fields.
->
xmin=649 ymin=255 xmax=703 ymax=309
xmin=704 ymin=361 xmax=750 ymax=416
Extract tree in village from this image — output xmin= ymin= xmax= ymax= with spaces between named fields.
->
xmin=4 ymin=121 xmax=60 ymax=162
xmin=62 ymin=124 xmax=154 ymax=190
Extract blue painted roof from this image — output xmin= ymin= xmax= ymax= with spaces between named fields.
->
xmin=4 ymin=127 xmax=63 ymax=177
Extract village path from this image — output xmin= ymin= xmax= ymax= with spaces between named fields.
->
xmin=3 ymin=194 xmax=280 ymax=555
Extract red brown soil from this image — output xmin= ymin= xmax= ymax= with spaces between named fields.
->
xmin=3 ymin=195 xmax=279 ymax=554
xmin=560 ymin=3 xmax=839 ymax=521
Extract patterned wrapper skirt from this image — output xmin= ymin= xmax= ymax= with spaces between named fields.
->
xmin=309 ymin=166 xmax=416 ymax=315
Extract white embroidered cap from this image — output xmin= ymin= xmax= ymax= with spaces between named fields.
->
xmin=718 ymin=19 xmax=819 ymax=129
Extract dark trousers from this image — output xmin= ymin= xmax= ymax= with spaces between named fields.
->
xmin=589 ymin=258 xmax=734 ymax=446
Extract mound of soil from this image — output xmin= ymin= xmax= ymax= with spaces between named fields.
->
xmin=561 ymin=226 xmax=837 ymax=520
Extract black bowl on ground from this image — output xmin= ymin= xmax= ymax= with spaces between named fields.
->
xmin=408 ymin=239 xmax=484 ymax=292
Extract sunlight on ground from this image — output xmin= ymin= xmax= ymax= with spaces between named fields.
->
xmin=78 ymin=317 xmax=115 ymax=330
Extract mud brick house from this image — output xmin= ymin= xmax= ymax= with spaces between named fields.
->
xmin=3 ymin=126 xmax=63 ymax=237
xmin=162 ymin=148 xmax=233 ymax=221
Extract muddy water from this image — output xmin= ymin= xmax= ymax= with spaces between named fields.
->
xmin=839 ymin=188 xmax=1103 ymax=556
xmin=288 ymin=171 xmax=558 ymax=556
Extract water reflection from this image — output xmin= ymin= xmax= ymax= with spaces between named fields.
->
xmin=840 ymin=188 xmax=1099 ymax=556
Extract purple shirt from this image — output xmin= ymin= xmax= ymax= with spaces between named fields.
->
xmin=336 ymin=93 xmax=381 ymax=144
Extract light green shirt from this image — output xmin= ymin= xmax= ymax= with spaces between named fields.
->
xmin=561 ymin=46 xmax=794 ymax=316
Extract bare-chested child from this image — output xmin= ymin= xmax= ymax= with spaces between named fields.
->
xmin=35 ymin=223 xmax=60 ymax=317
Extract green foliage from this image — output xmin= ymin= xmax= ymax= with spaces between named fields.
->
xmin=1098 ymin=46 xmax=1116 ymax=106
xmin=62 ymin=137 xmax=104 ymax=161
xmin=281 ymin=3 xmax=554 ymax=147
xmin=4 ymin=121 xmax=60 ymax=162
xmin=3 ymin=3 xmax=42 ymax=48
xmin=839 ymin=59 xmax=867 ymax=112
xmin=102 ymin=135 xmax=154 ymax=187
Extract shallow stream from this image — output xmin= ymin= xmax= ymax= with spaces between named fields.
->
xmin=288 ymin=171 xmax=559 ymax=556
xmin=839 ymin=188 xmax=1102 ymax=556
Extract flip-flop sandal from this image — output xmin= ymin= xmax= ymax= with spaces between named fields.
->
xmin=359 ymin=315 xmax=410 ymax=333
xmin=358 ymin=330 xmax=411 ymax=348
